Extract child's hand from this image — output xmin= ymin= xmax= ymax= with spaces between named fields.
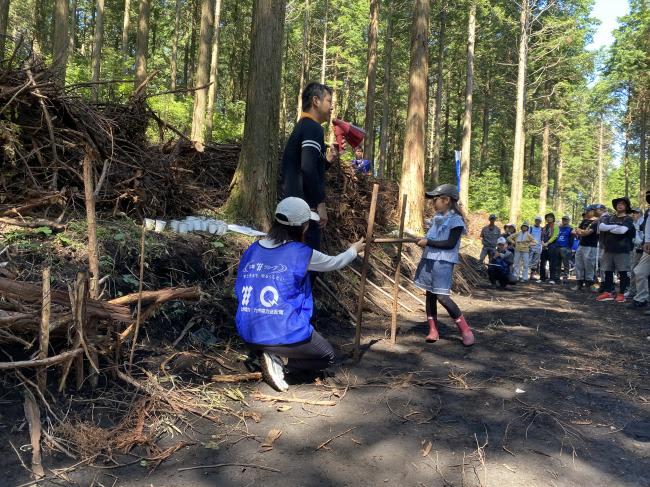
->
xmin=417 ymin=238 xmax=427 ymax=248
xmin=351 ymin=238 xmax=365 ymax=255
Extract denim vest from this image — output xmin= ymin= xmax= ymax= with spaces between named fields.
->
xmin=423 ymin=211 xmax=466 ymax=264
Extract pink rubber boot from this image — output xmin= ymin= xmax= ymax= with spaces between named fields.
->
xmin=454 ymin=315 xmax=475 ymax=346
xmin=425 ymin=317 xmax=439 ymax=342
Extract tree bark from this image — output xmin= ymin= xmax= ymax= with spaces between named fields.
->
xmin=363 ymin=0 xmax=380 ymax=162
xmin=480 ymin=72 xmax=490 ymax=168
xmin=204 ymin=0 xmax=223 ymax=142
xmin=225 ymin=0 xmax=286 ymax=229
xmin=320 ymin=0 xmax=328 ymax=84
xmin=508 ymin=0 xmax=529 ymax=223
xmin=190 ymin=0 xmax=215 ymax=144
xmin=122 ymin=0 xmax=130 ymax=54
xmin=82 ymin=151 xmax=100 ymax=299
xmin=554 ymin=141 xmax=563 ymax=215
xmin=640 ymin=102 xmax=647 ymax=201
xmin=33 ymin=0 xmax=45 ymax=55
xmin=431 ymin=2 xmax=446 ymax=186
xmin=624 ymin=88 xmax=631 ymax=198
xmin=134 ymin=0 xmax=151 ymax=91
xmin=597 ymin=117 xmax=604 ymax=203
xmin=539 ymin=118 xmax=550 ymax=214
xmin=53 ymin=0 xmax=69 ymax=84
xmin=399 ymin=0 xmax=429 ymax=232
xmin=459 ymin=1 xmax=476 ymax=210
xmin=296 ymin=0 xmax=310 ymax=119
xmin=69 ymin=0 xmax=77 ymax=55
xmin=377 ymin=0 xmax=393 ymax=178
xmin=0 ymin=0 xmax=9 ymax=56
xmin=90 ymin=0 xmax=105 ymax=102
xmin=170 ymin=0 xmax=181 ymax=89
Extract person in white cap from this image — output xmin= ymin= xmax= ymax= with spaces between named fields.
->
xmin=234 ymin=197 xmax=365 ymax=392
xmin=529 ymin=216 xmax=543 ymax=280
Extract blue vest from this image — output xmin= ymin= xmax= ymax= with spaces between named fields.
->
xmin=235 ymin=241 xmax=314 ymax=345
xmin=423 ymin=211 xmax=465 ymax=264
xmin=556 ymin=225 xmax=572 ymax=248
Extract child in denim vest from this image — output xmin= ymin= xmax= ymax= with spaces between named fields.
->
xmin=414 ymin=184 xmax=475 ymax=346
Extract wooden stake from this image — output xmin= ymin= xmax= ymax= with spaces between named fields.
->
xmin=372 ymin=237 xmax=419 ymax=244
xmin=37 ymin=267 xmax=50 ymax=393
xmin=74 ymin=273 xmax=88 ymax=390
xmin=353 ymin=183 xmax=380 ymax=361
xmin=128 ymin=222 xmax=146 ymax=373
xmin=82 ymin=149 xmax=100 ymax=300
xmin=347 ymin=266 xmax=414 ymax=312
xmin=391 ymin=195 xmax=408 ymax=345
xmin=23 ymin=391 xmax=44 ymax=480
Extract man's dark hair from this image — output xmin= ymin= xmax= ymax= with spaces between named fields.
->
xmin=302 ymin=82 xmax=332 ymax=111
xmin=266 ymin=220 xmax=307 ymax=245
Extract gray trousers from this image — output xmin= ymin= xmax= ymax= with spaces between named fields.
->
xmin=633 ymin=253 xmax=650 ymax=303
xmin=628 ymin=251 xmax=642 ymax=295
xmin=574 ymin=246 xmax=598 ymax=281
xmin=479 ymin=245 xmax=494 ymax=264
xmin=529 ymin=249 xmax=541 ymax=274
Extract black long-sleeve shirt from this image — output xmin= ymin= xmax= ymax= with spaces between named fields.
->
xmin=426 ymin=226 xmax=463 ymax=249
xmin=280 ymin=116 xmax=328 ymax=208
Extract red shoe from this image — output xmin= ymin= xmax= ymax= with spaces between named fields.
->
xmin=454 ymin=315 xmax=475 ymax=346
xmin=615 ymin=293 xmax=625 ymax=303
xmin=425 ymin=317 xmax=439 ymax=342
xmin=596 ymin=292 xmax=614 ymax=302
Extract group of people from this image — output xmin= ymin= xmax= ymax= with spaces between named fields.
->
xmin=233 ymin=82 xmax=474 ymax=392
xmin=479 ymin=193 xmax=650 ymax=309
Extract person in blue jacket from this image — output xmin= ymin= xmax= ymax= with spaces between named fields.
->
xmin=351 ymin=146 xmax=371 ymax=174
xmin=549 ymin=215 xmax=573 ymax=283
xmin=234 ymin=197 xmax=365 ymax=392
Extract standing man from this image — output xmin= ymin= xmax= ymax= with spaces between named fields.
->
xmin=572 ymin=205 xmax=600 ymax=291
xmin=554 ymin=215 xmax=574 ymax=283
xmin=631 ymin=191 xmax=650 ymax=308
xmin=351 ymin=146 xmax=371 ymax=174
xmin=478 ymin=214 xmax=501 ymax=266
xmin=280 ymin=82 xmax=341 ymax=250
xmin=539 ymin=213 xmax=559 ymax=283
xmin=529 ymin=216 xmax=543 ymax=280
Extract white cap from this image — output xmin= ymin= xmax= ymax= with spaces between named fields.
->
xmin=497 ymin=237 xmax=507 ymax=244
xmin=534 ymin=215 xmax=543 ymax=221
xmin=275 ymin=197 xmax=320 ymax=226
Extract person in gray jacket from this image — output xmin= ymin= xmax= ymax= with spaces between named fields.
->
xmin=479 ymin=214 xmax=501 ymax=266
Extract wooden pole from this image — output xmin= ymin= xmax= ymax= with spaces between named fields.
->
xmin=372 ymin=237 xmax=419 ymax=244
xmin=353 ymin=183 xmax=379 ymax=361
xmin=37 ymin=267 xmax=50 ymax=393
xmin=391 ymin=195 xmax=408 ymax=344
xmin=128 ymin=222 xmax=146 ymax=372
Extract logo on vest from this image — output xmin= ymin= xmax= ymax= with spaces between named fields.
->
xmin=260 ymin=286 xmax=279 ymax=307
xmin=241 ymin=285 xmax=253 ymax=306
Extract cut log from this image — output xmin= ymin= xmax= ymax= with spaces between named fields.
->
xmin=0 ymin=217 xmax=65 ymax=232
xmin=0 ymin=347 xmax=83 ymax=370
xmin=0 ymin=277 xmax=132 ymax=322
xmin=210 ymin=372 xmax=262 ymax=383
xmin=109 ymin=286 xmax=200 ymax=306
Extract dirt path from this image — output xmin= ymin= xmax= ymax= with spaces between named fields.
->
xmin=5 ymin=283 xmax=650 ymax=487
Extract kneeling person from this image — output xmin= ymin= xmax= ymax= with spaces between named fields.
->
xmin=235 ymin=197 xmax=364 ymax=392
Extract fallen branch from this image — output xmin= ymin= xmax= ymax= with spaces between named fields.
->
xmin=252 ymin=392 xmax=337 ymax=406
xmin=315 ymin=426 xmax=358 ymax=451
xmin=0 ymin=348 xmax=83 ymax=370
xmin=109 ymin=286 xmax=200 ymax=306
xmin=0 ymin=216 xmax=65 ymax=232
xmin=211 ymin=372 xmax=262 ymax=383
xmin=177 ymin=463 xmax=280 ymax=473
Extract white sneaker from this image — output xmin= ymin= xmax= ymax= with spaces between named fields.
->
xmin=548 ymin=280 xmax=556 ymax=284
xmin=260 ymin=352 xmax=288 ymax=392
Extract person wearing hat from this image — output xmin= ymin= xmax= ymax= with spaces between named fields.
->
xmin=415 ymin=184 xmax=475 ymax=346
xmin=528 ymin=216 xmax=544 ymax=280
xmin=487 ymin=237 xmax=514 ymax=288
xmin=539 ymin=213 xmax=559 ymax=283
xmin=553 ymin=215 xmax=574 ymax=283
xmin=631 ymin=190 xmax=650 ymax=308
xmin=479 ymin=214 xmax=501 ymax=266
xmin=234 ymin=197 xmax=365 ymax=391
xmin=507 ymin=222 xmax=537 ymax=282
xmin=572 ymin=205 xmax=600 ymax=291
xmin=595 ymin=196 xmax=635 ymax=302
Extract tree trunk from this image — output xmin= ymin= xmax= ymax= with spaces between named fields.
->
xmin=363 ymin=0 xmax=380 ymax=162
xmin=327 ymin=52 xmax=340 ymax=147
xmin=82 ymin=151 xmax=100 ymax=300
xmin=527 ymin=134 xmax=536 ymax=183
xmin=122 ymin=0 xmax=130 ymax=54
xmin=134 ymin=0 xmax=151 ymax=91
xmin=0 ymin=0 xmax=10 ymax=55
xmin=459 ymin=1 xmax=476 ymax=210
xmin=508 ymin=0 xmax=529 ymax=223
xmin=640 ymin=102 xmax=647 ymax=201
xmin=377 ymin=1 xmax=393 ymax=178
xmin=170 ymin=0 xmax=181 ymax=89
xmin=431 ymin=2 xmax=446 ymax=186
xmin=597 ymin=117 xmax=604 ymax=203
xmin=320 ymin=0 xmax=328 ymax=84
xmin=53 ymin=0 xmax=69 ymax=84
xmin=399 ymin=0 xmax=429 ymax=233
xmin=480 ymin=72 xmax=490 ymax=168
xmin=554 ymin=142 xmax=563 ymax=215
xmin=539 ymin=119 xmax=550 ymax=214
xmin=189 ymin=0 xmax=198 ymax=88
xmin=624 ymin=87 xmax=631 ymax=198
xmin=225 ymin=0 xmax=286 ymax=229
xmin=296 ymin=0 xmax=309 ymax=119
xmin=204 ymin=0 xmax=223 ymax=142
xmin=69 ymin=0 xmax=77 ymax=55
xmin=190 ymin=0 xmax=215 ymax=144
xmin=33 ymin=0 xmax=45 ymax=55
xmin=90 ymin=0 xmax=105 ymax=102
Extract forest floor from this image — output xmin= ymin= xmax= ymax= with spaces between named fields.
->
xmin=3 ymin=278 xmax=649 ymax=487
